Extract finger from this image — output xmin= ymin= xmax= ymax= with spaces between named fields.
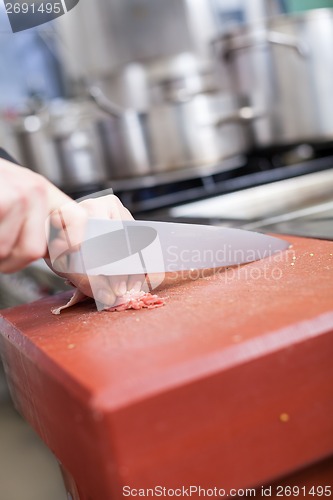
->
xmin=79 ymin=198 xmax=110 ymax=219
xmin=48 ymin=183 xmax=87 ymax=254
xmin=0 ymin=193 xmax=25 ymax=261
xmin=47 ymin=235 xmax=72 ymax=274
xmin=53 ymin=202 xmax=88 ymax=249
xmin=80 ymin=195 xmax=134 ymax=221
xmin=127 ymin=273 xmax=145 ymax=292
xmin=89 ymin=275 xmax=117 ymax=307
xmin=47 ymin=202 xmax=88 ymax=268
xmin=79 ymin=196 xmax=133 ymax=297
xmin=108 ymin=275 xmax=128 ymax=297
xmin=60 ymin=273 xmax=117 ymax=308
xmin=112 ymin=203 xmax=134 ymax=221
xmin=112 ymin=204 xmax=133 ymax=221
xmin=0 ymin=189 xmax=48 ymax=273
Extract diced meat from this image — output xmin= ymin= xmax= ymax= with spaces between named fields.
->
xmin=52 ymin=289 xmax=166 ymax=315
xmin=106 ymin=290 xmax=166 ymax=312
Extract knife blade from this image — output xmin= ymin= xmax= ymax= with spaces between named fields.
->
xmin=53 ymin=219 xmax=290 ymax=277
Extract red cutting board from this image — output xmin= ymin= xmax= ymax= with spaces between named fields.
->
xmin=0 ymin=235 xmax=333 ymax=499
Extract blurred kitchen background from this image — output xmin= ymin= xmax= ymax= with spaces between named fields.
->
xmin=1 ymin=0 xmax=333 ymax=498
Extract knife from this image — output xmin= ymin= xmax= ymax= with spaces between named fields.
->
xmin=52 ymin=219 xmax=290 ymax=277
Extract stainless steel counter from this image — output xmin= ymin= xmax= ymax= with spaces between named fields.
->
xmin=167 ymin=168 xmax=333 ymax=240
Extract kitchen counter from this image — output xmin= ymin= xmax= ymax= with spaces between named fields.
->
xmin=0 ymin=235 xmax=333 ymax=499
xmin=167 ymin=169 xmax=333 ymax=240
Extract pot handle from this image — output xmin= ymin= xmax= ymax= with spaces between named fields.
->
xmin=221 ymin=30 xmax=308 ymax=59
xmin=88 ymin=86 xmax=124 ymax=118
xmin=214 ymin=106 xmax=265 ymax=127
xmin=266 ymin=31 xmax=308 ymax=57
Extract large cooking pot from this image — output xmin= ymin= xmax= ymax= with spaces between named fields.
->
xmin=148 ymin=92 xmax=250 ymax=173
xmin=89 ymin=87 xmax=152 ymax=178
xmin=11 ymin=100 xmax=110 ymax=190
xmin=90 ymin=86 xmax=251 ymax=177
xmin=214 ymin=8 xmax=333 ymax=147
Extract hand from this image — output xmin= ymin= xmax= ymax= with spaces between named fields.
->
xmin=48 ymin=195 xmax=144 ymax=307
xmin=0 ymin=158 xmax=79 ymax=273
xmin=0 ymin=158 xmax=142 ymax=307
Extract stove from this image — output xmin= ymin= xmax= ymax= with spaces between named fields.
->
xmin=134 ymin=146 xmax=333 ymax=240
xmin=68 ymin=143 xmax=333 ymax=241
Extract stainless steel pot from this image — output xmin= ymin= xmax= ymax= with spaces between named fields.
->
xmin=90 ymin=86 xmax=250 ymax=177
xmin=148 ymin=92 xmax=250 ymax=172
xmin=89 ymin=87 xmax=152 ymax=178
xmin=11 ymin=100 xmax=110 ymax=190
xmin=214 ymin=8 xmax=333 ymax=147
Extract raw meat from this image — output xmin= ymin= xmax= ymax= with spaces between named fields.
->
xmin=52 ymin=288 xmax=165 ymax=314
xmin=107 ymin=290 xmax=166 ymax=312
xmin=51 ymin=289 xmax=89 ymax=315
